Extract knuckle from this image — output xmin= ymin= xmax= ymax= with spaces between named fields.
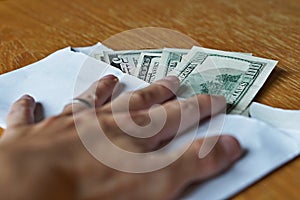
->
xmin=155 ymin=83 xmax=169 ymax=93
xmin=165 ymin=100 xmax=179 ymax=109
xmin=131 ymin=91 xmax=152 ymax=105
xmin=86 ymin=94 xmax=97 ymax=102
xmin=198 ymin=95 xmax=212 ymax=106
xmin=206 ymin=150 xmax=221 ymax=168
xmin=16 ymin=98 xmax=33 ymax=108
xmin=98 ymin=114 xmax=116 ymax=132
xmin=134 ymin=139 xmax=152 ymax=151
xmin=193 ymin=139 xmax=222 ymax=168
xmin=181 ymin=100 xmax=198 ymax=112
xmin=191 ymin=140 xmax=203 ymax=154
xmin=64 ymin=117 xmax=76 ymax=129
xmin=131 ymin=111 xmax=151 ymax=127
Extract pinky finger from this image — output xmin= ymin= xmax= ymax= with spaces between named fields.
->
xmin=164 ymin=135 xmax=243 ymax=199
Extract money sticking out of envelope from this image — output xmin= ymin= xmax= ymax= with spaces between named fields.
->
xmin=0 ymin=43 xmax=299 ymax=200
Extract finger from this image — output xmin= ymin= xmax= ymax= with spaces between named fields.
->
xmin=6 ymin=95 xmax=36 ymax=128
xmin=62 ymin=75 xmax=118 ymax=115
xmin=101 ymin=76 xmax=180 ymax=113
xmin=117 ymin=94 xmax=226 ymax=150
xmin=166 ymin=135 xmax=243 ymax=199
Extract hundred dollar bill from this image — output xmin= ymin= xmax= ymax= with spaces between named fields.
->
xmin=153 ymin=48 xmax=253 ymax=82
xmin=171 ymin=46 xmax=277 ymax=114
xmin=135 ymin=53 xmax=162 ymax=83
xmin=152 ymin=48 xmax=190 ymax=81
xmin=103 ymin=49 xmax=162 ymax=75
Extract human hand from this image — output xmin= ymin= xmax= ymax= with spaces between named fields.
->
xmin=0 ymin=75 xmax=242 ymax=200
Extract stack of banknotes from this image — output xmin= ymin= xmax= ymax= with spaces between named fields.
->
xmin=89 ymin=46 xmax=277 ymax=114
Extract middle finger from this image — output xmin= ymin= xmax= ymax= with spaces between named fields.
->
xmin=112 ymin=94 xmax=226 ymax=150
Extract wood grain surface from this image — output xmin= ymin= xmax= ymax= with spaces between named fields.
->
xmin=0 ymin=0 xmax=299 ymax=199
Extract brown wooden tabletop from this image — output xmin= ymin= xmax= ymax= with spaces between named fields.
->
xmin=0 ymin=0 xmax=299 ymax=198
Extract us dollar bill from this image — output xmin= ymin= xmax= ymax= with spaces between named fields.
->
xmin=152 ymin=48 xmax=252 ymax=82
xmin=135 ymin=53 xmax=162 ymax=83
xmin=171 ymin=46 xmax=277 ymax=114
xmin=103 ymin=49 xmax=162 ymax=75
xmin=151 ymin=48 xmax=190 ymax=82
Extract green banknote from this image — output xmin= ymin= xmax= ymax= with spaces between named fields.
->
xmin=151 ymin=48 xmax=190 ymax=82
xmin=171 ymin=46 xmax=277 ymax=114
xmin=103 ymin=50 xmax=162 ymax=75
xmin=135 ymin=53 xmax=162 ymax=83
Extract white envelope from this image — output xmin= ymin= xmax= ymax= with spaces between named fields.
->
xmin=0 ymin=46 xmax=299 ymax=199
xmin=178 ymin=114 xmax=299 ymax=199
xmin=250 ymin=102 xmax=300 ymax=144
xmin=0 ymin=46 xmax=147 ymax=128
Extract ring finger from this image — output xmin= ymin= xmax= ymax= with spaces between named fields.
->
xmin=62 ymin=74 xmax=119 ymax=115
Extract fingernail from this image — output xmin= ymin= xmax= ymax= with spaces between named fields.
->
xmin=163 ymin=76 xmax=180 ymax=84
xmin=219 ymin=135 xmax=243 ymax=162
xmin=101 ymin=74 xmax=118 ymax=82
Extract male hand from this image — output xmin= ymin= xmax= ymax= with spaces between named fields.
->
xmin=0 ymin=75 xmax=242 ymax=200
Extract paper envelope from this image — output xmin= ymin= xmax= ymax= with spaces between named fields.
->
xmin=0 ymin=46 xmax=299 ymax=199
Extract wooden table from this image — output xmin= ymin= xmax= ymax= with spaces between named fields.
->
xmin=0 ymin=0 xmax=299 ymax=198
